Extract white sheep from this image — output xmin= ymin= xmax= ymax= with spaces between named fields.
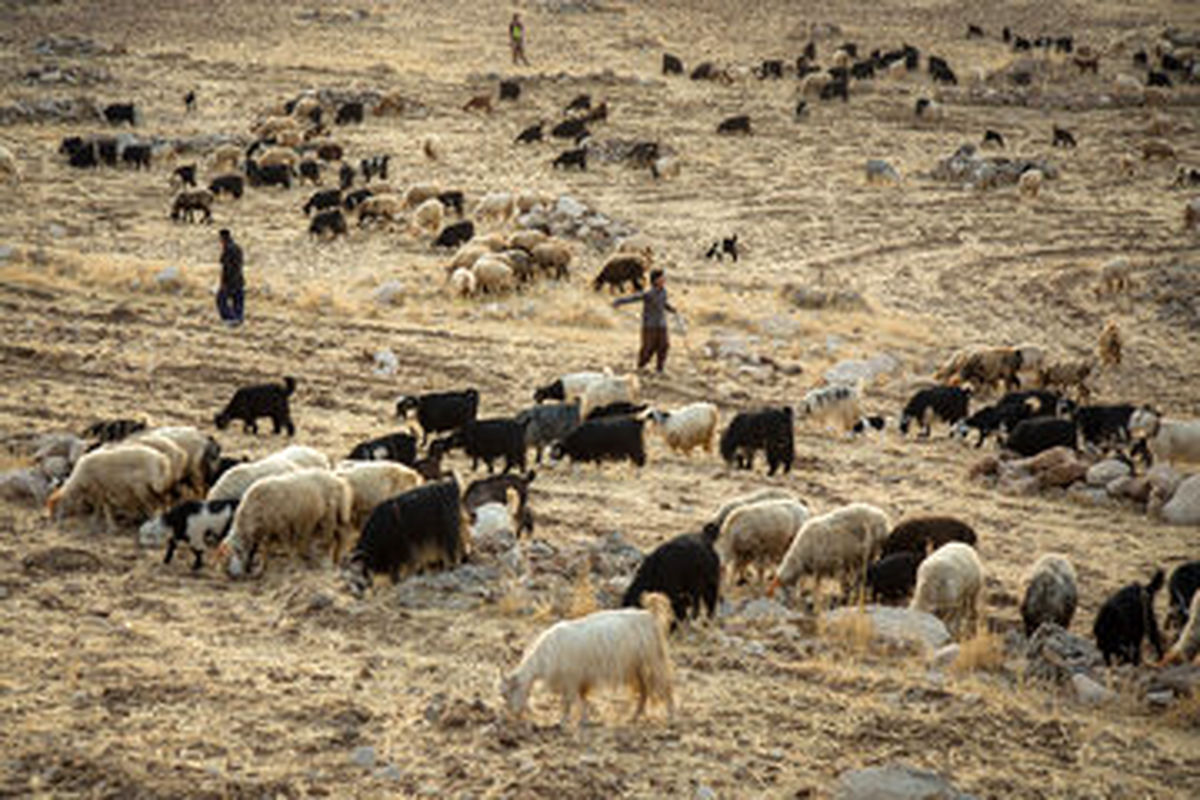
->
xmin=291 ymin=96 xmax=321 ymax=120
xmin=450 ymin=244 xmax=489 ymax=271
xmin=1019 ymin=553 xmax=1078 ymax=636
xmin=217 ymin=468 xmax=352 ymax=577
xmin=709 ymin=488 xmax=800 ymax=533
xmin=800 ymin=383 xmax=863 ymax=432
xmin=449 ymin=267 xmax=477 ymax=297
xmin=210 ymin=144 xmax=241 ymax=172
xmin=474 ymin=191 xmax=515 ymax=224
xmin=1019 ymin=169 xmax=1044 ymax=199
xmin=615 ymin=233 xmax=655 ymax=262
xmin=516 ymin=191 xmax=552 ymax=213
xmin=149 ymin=426 xmax=217 ymax=492
xmin=128 ymin=433 xmax=189 ymax=490
xmin=477 ymin=232 xmax=509 ymax=252
xmin=499 ymin=594 xmax=674 ymax=726
xmin=334 ymin=460 xmax=422 ymax=528
xmin=508 ymin=229 xmax=548 ymax=252
xmin=801 ymin=73 xmax=830 ymax=97
xmin=404 ymin=182 xmax=441 ymax=209
xmin=909 ymin=542 xmax=984 ymax=639
xmin=206 ymin=445 xmax=328 ymax=502
xmin=651 ymin=156 xmax=681 ymax=180
xmin=770 ymin=502 xmax=889 ymax=601
xmin=46 ymin=444 xmax=172 ymax=529
xmin=472 ymin=256 xmax=515 ymax=294
xmin=258 ymin=146 xmax=298 ymax=170
xmin=718 ymin=498 xmax=810 ymax=585
xmin=0 ymin=144 xmax=19 ymax=185
xmin=1162 ymin=591 xmax=1200 ymax=665
xmin=579 ymin=374 xmax=640 ymax=420
xmin=412 ymin=197 xmax=444 ymax=235
xmin=358 ymin=193 xmax=404 ymax=225
xmin=1130 ymin=409 xmax=1200 ymax=466
xmin=1013 ymin=343 xmax=1046 ymax=378
xmin=646 ymin=402 xmax=719 ymax=455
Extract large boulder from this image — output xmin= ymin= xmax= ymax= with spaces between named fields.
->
xmin=1024 ymin=622 xmax=1104 ymax=684
xmin=1161 ymin=474 xmax=1200 ymax=525
xmin=1086 ymin=459 xmax=1131 ymax=487
xmin=824 ymin=606 xmax=951 ymax=653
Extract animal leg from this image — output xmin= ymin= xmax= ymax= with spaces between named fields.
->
xmin=559 ymin=692 xmax=574 ymax=728
xmin=631 ymin=674 xmax=648 ymax=721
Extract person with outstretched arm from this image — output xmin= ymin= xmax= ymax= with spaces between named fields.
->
xmin=612 ymin=268 xmax=680 ymax=373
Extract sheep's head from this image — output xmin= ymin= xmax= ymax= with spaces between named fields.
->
xmin=498 ymin=671 xmax=528 ymax=717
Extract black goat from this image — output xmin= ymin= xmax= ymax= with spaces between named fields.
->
xmin=339 ymin=163 xmax=355 ymax=190
xmin=983 ymin=129 xmax=1006 ymax=148
xmin=209 ymin=174 xmax=244 ymax=199
xmin=184 ymin=90 xmax=196 ymax=113
xmin=396 ymin=389 xmax=480 ymax=444
xmin=820 ymin=78 xmax=849 ymax=102
xmin=1052 ymin=125 xmax=1077 ymax=148
xmin=515 ymin=122 xmax=544 ymax=144
xmin=335 ymin=101 xmax=364 ymax=125
xmin=705 ymin=234 xmax=739 ymax=262
xmin=343 ymin=188 xmax=372 ymax=211
xmin=662 ymin=53 xmax=684 ymax=75
xmin=551 ymin=416 xmax=647 ymax=467
xmin=553 ymin=148 xmax=587 ymax=170
xmin=434 ymin=220 xmax=474 ymax=249
xmin=173 ymin=164 xmax=197 ymax=187
xmin=103 ymin=102 xmax=137 ymax=126
xmin=967 ymin=24 xmax=985 ymax=39
xmin=1004 ymin=417 xmax=1076 ymax=457
xmin=304 ymin=188 xmax=342 ymax=215
xmin=623 ymin=528 xmax=721 ymax=624
xmin=361 ymin=154 xmax=389 ymax=181
xmin=551 ymin=118 xmax=588 ymax=140
xmin=564 ymin=94 xmax=591 ymax=113
xmin=437 ymin=191 xmax=464 ymax=217
xmin=309 ymin=209 xmax=348 ymax=239
xmin=432 ymin=418 xmax=529 ymax=474
xmin=246 ymin=160 xmax=292 ymax=189
xmin=719 ymin=407 xmax=794 ymax=475
xmin=585 ymin=401 xmax=648 ymax=421
xmin=213 ymin=377 xmax=296 ymax=435
xmin=716 ymin=115 xmax=752 ymax=135
xmin=592 ymin=256 xmax=646 ymax=293
xmin=122 ymin=144 xmax=151 ymax=169
xmin=348 ymin=432 xmax=418 ymax=465
xmin=867 ymin=552 xmax=921 ymax=603
xmin=464 ymin=470 xmax=536 ymax=536
xmin=499 ymin=80 xmax=521 ymax=101
xmin=298 ymin=159 xmax=321 ymax=184
xmin=60 ymin=137 xmax=98 ymax=168
xmin=1073 ymin=404 xmax=1134 ymax=447
xmin=1093 ymin=569 xmax=1165 ymax=666
xmin=881 ymin=516 xmax=977 ymax=558
xmin=1166 ymin=562 xmax=1200 ymax=633
xmin=899 ymin=386 xmax=970 ymax=436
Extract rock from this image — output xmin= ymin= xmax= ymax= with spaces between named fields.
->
xmin=589 ymin=531 xmax=642 ymax=578
xmin=154 ymin=265 xmax=182 ymax=290
xmin=1161 ymin=474 xmax=1200 ymax=525
xmin=695 ymin=785 xmax=717 ymax=800
xmin=37 ymin=455 xmax=70 ymax=482
xmin=1086 ymin=459 xmax=1131 ymax=487
xmin=1146 ymin=690 xmax=1174 ymax=708
xmin=372 ymin=348 xmax=398 ymax=376
xmin=0 ymin=244 xmax=14 ymax=264
xmin=1147 ymin=464 xmax=1182 ymax=498
xmin=1072 ymin=673 xmax=1115 ymax=705
xmin=779 ymin=283 xmax=867 ymax=311
xmin=373 ymin=280 xmax=405 ymax=306
xmin=825 ymin=354 xmax=902 ymax=387
xmin=1025 ymin=623 xmax=1104 ymax=683
xmin=929 ymin=644 xmax=961 ymax=671
xmin=824 ymin=606 xmax=951 ymax=653
xmin=49 ymin=224 xmax=66 ymax=240
xmin=555 ymin=195 xmax=588 ymax=219
xmin=835 ymin=764 xmax=968 ymax=800
xmin=0 ymin=469 xmax=50 ymax=505
xmin=738 ymin=598 xmax=798 ymax=621
xmin=33 ymin=433 xmax=86 ymax=465
xmin=1067 ymin=483 xmax=1115 ymax=508
xmin=376 ymin=764 xmax=404 ymax=781
xmin=351 ymin=746 xmax=376 ymax=768
xmin=138 ymin=517 xmax=168 ymax=548
xmin=1106 ymin=476 xmax=1150 ymax=502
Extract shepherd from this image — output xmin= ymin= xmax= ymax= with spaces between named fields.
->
xmin=217 ymin=228 xmax=244 ymax=327
xmin=510 ymin=13 xmax=529 ymax=66
xmin=613 ymin=268 xmax=681 ymax=374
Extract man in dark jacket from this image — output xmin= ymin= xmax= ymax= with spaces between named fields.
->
xmin=613 ymin=268 xmax=678 ymax=373
xmin=217 ymin=228 xmax=244 ymax=326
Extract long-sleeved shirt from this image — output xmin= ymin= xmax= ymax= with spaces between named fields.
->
xmin=614 ymin=285 xmax=675 ymax=330
xmin=220 ymin=240 xmax=244 ymax=291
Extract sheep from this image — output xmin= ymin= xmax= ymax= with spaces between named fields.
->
xmin=707 ymin=488 xmax=799 ymax=535
xmin=435 ymin=220 xmax=475 ymax=249
xmin=463 ymin=94 xmax=493 ymax=113
xmin=310 ymin=208 xmax=348 ymax=239
xmin=145 ymin=498 xmax=239 ymax=570
xmin=936 ymin=346 xmax=1023 ymax=394
xmin=335 ymin=460 xmax=423 ymax=529
xmin=449 ymin=267 xmax=477 ymax=297
xmin=721 ymin=498 xmax=811 ymax=587
xmin=1019 ymin=168 xmax=1044 ymax=198
xmin=899 ymin=386 xmax=970 ymax=436
xmin=464 ymin=470 xmax=535 ymax=537
xmin=1162 ymin=591 xmax=1200 ymax=664
xmin=770 ymin=502 xmax=888 ymax=601
xmin=1097 ymin=257 xmax=1131 ymax=295
xmin=880 ymin=516 xmax=977 ymax=558
xmin=170 ymin=190 xmax=214 ymax=224
xmin=550 ymin=416 xmax=647 ymax=467
xmin=344 ymin=479 xmax=466 ymax=593
xmin=0 ymin=144 xmax=19 ymax=184
xmin=410 ymin=197 xmax=444 ymax=235
xmin=474 ymin=192 xmax=515 ymax=224
xmin=1020 ymin=554 xmax=1079 ymax=636
xmin=579 ymin=374 xmax=639 ymax=420
xmin=533 ymin=370 xmax=609 ymax=404
xmin=432 ymin=418 xmax=528 ymax=474
xmin=471 ymin=257 xmax=516 ymax=294
xmin=593 ymin=254 xmax=649 ymax=293
xmin=348 ymin=431 xmax=418 ymax=465
xmin=131 ymin=428 xmax=208 ymax=492
xmin=514 ymin=402 xmax=581 ymax=463
xmin=1098 ymin=321 xmax=1122 ymax=368
xmin=531 ymin=241 xmax=572 ymax=279
xmin=909 ymin=542 xmax=985 ymax=639
xmin=1094 ymin=569 xmax=1165 ymax=666
xmin=499 ymin=595 xmax=674 ymax=726
xmin=623 ymin=528 xmax=720 ymax=624
xmin=1036 ymin=359 xmax=1093 ymax=401
xmin=205 ymin=445 xmax=328 ymax=502
xmin=252 ymin=115 xmax=298 ymax=139
xmin=258 ymin=146 xmax=298 ymax=170
xmin=719 ymin=407 xmax=794 ymax=475
xmin=353 ymin=193 xmax=401 ymax=229
xmin=800 ymin=383 xmax=863 ymax=433
xmin=645 ymin=402 xmax=718 ymax=455
xmin=209 ymin=173 xmax=244 ymax=199
xmin=217 ymin=468 xmax=352 ymax=577
xmin=395 ymin=389 xmax=479 ymax=444
xmin=866 ymin=552 xmax=921 ymax=603
xmin=46 ymin=444 xmax=172 ymax=529
xmin=650 ymin=156 xmax=681 ymax=180
xmin=508 ymin=229 xmax=547 ymax=253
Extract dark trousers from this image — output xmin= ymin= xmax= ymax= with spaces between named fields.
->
xmin=217 ymin=286 xmax=244 ymax=322
xmin=638 ymin=326 xmax=669 ymax=372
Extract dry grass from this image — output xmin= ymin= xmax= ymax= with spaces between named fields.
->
xmin=952 ymin=630 xmax=1006 ymax=674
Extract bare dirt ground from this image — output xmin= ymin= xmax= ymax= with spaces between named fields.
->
xmin=2 ymin=0 xmax=1200 ymax=796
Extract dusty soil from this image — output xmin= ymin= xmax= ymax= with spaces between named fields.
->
xmin=2 ymin=0 xmax=1199 ymax=796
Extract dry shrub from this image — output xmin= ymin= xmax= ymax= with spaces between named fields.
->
xmin=294 ymin=282 xmax=351 ymax=314
xmin=821 ymin=608 xmax=875 ymax=655
xmin=1163 ymin=687 xmax=1200 ymax=730
xmin=952 ymin=630 xmax=1005 ymax=673
xmin=496 ymin=583 xmax=532 ymax=618
xmin=567 ymin=568 xmax=598 ymax=619
xmin=546 ymin=292 xmax=616 ymax=330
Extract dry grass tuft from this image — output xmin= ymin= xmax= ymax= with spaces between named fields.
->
xmin=820 ymin=608 xmax=875 ymax=655
xmin=1164 ymin=687 xmax=1200 ymax=730
xmin=567 ymin=567 xmax=599 ymax=619
xmin=952 ymin=630 xmax=1006 ymax=674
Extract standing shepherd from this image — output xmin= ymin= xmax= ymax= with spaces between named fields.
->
xmin=217 ymin=228 xmax=244 ymax=326
xmin=613 ymin=269 xmax=681 ymax=373
xmin=510 ymin=13 xmax=529 ymax=66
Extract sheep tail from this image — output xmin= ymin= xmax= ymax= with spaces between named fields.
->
xmin=1147 ymin=568 xmax=1165 ymax=595
xmin=282 ymin=376 xmax=297 ymax=396
xmin=641 ymin=591 xmax=674 ymax=633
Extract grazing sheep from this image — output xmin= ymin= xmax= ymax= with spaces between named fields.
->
xmin=356 ymin=193 xmax=403 ymax=227
xmin=213 ymin=377 xmax=296 ymax=436
xmin=1019 ymin=168 xmax=1044 ymax=198
xmin=646 ymin=402 xmax=719 ymax=455
xmin=593 ymin=255 xmax=647 ymax=293
xmin=472 ymin=257 xmax=516 ymax=294
xmin=1162 ymin=592 xmax=1200 ymax=664
xmin=304 ymin=188 xmax=342 ymax=216
xmin=550 ymin=416 xmax=647 ymax=467
xmin=866 ymin=552 xmax=921 ymax=603
xmin=530 ymin=240 xmax=572 ymax=279
xmin=770 ymin=502 xmax=888 ymax=601
xmin=209 ymin=173 xmax=244 ymax=199
xmin=914 ymin=98 xmax=944 ymax=121
xmin=500 ymin=595 xmax=674 ymax=726
xmin=722 ymin=498 xmax=811 ymax=586
xmin=579 ymin=374 xmax=639 ymax=420
xmin=411 ymin=197 xmax=444 ymax=235
xmin=317 ymin=142 xmax=344 ymax=162
xmin=464 ymin=470 xmax=535 ymax=537
xmin=720 ymin=407 xmax=794 ymax=475
xmin=1020 ymin=554 xmax=1078 ymax=637
xmin=1093 ymin=569 xmax=1165 ymax=666
xmin=433 ymin=418 xmax=528 ymax=474
xmin=937 ymin=346 xmax=1023 ymax=394
xmin=708 ymin=488 xmax=800 ymax=534
xmin=170 ymin=190 xmax=214 ymax=223
xmin=1097 ymin=257 xmax=1131 ymax=295
xmin=395 ymin=388 xmax=479 ymax=444
xmin=348 ymin=431 xmax=418 ymax=465
xmin=449 ymin=267 xmax=477 ymax=297
xmin=880 ymin=516 xmax=977 ymax=558
xmin=335 ymin=460 xmax=423 ymax=528
xmin=899 ymin=386 xmax=970 ymax=436
xmin=148 ymin=498 xmax=239 ymax=570
xmin=46 ymin=444 xmax=171 ymax=529
xmin=474 ymin=192 xmax=516 ymax=224
xmin=551 ymin=118 xmax=588 ymax=140
xmin=716 ymin=115 xmax=752 ymax=135
xmin=623 ymin=528 xmax=720 ymax=623
xmin=515 ymin=403 xmax=581 ymax=464
xmin=258 ymin=146 xmax=298 ymax=170
xmin=1129 ymin=408 xmax=1200 ymax=466
xmin=800 ymin=383 xmax=863 ymax=433
xmin=309 ymin=208 xmax=348 ymax=239
xmin=138 ymin=425 xmax=220 ymax=494
xmin=1098 ymin=321 xmax=1122 ymax=368
xmin=344 ymin=479 xmax=466 ymax=592
xmin=217 ymin=468 xmax=352 ymax=577
xmin=533 ymin=370 xmax=609 ymax=404
xmin=205 ymin=445 xmax=328 ymax=502
xmin=1037 ymin=359 xmax=1093 ymax=401
xmin=910 ymin=542 xmax=985 ymax=639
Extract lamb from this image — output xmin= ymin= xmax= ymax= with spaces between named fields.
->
xmin=530 ymin=241 xmax=572 ymax=279
xmin=623 ymin=528 xmax=720 ymax=624
xmin=170 ymin=190 xmax=214 ymax=224
xmin=770 ymin=502 xmax=888 ymax=601
xmin=800 ymin=383 xmax=862 ymax=432
xmin=1020 ymin=554 xmax=1079 ymax=636
xmin=550 ymin=417 xmax=647 ymax=467
xmin=899 ymin=386 xmax=970 ymax=436
xmin=217 ymin=468 xmax=352 ymax=577
xmin=347 ymin=431 xmax=418 ymax=465
xmin=205 ymin=445 xmax=329 ymax=502
xmin=395 ymin=388 xmax=479 ymax=444
xmin=472 ymin=257 xmax=516 ymax=294
xmin=344 ymin=479 xmax=466 ymax=593
xmin=335 ymin=460 xmax=423 ymax=529
xmin=145 ymin=498 xmax=239 ymax=570
xmin=880 ymin=516 xmax=977 ymax=558
xmin=533 ymin=370 xmax=609 ymax=403
xmin=499 ymin=595 xmax=675 ymax=726
xmin=578 ymin=375 xmax=639 ymax=421
xmin=514 ymin=402 xmax=580 ymax=463
xmin=909 ymin=542 xmax=985 ymax=639
xmin=1037 ymin=359 xmax=1093 ymax=401
xmin=1097 ymin=321 xmax=1122 ymax=368
xmin=433 ymin=418 xmax=528 ymax=474
xmin=1093 ymin=569 xmax=1165 ymax=665
xmin=434 ymin=220 xmax=475 ymax=249
xmin=449 ymin=267 xmax=477 ymax=297
xmin=719 ymin=407 xmax=794 ymax=475
xmin=1162 ymin=592 xmax=1200 ymax=665
xmin=645 ymin=402 xmax=719 ymax=455
xmin=721 ymin=498 xmax=811 ymax=586
xmin=866 ymin=552 xmax=921 ymax=603
xmin=46 ymin=444 xmax=172 ymax=529
xmin=464 ymin=470 xmax=535 ymax=537
xmin=1019 ymin=169 xmax=1044 ymax=198
xmin=412 ymin=197 xmax=444 ymax=235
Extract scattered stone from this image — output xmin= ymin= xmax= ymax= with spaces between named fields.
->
xmin=373 ymin=280 xmax=405 ymax=306
xmin=350 ymin=745 xmax=376 ymax=768
xmin=0 ymin=468 xmax=50 ymax=505
xmin=22 ymin=547 xmax=103 ymax=575
xmin=931 ymin=143 xmax=1058 ymax=190
xmin=0 ymin=245 xmax=13 ymax=264
xmin=1086 ymin=459 xmax=1131 ymax=487
xmin=738 ymin=598 xmax=798 ymax=621
xmin=34 ymin=35 xmax=124 ymax=57
xmin=0 ymin=96 xmax=103 ymax=127
xmin=824 ymin=606 xmax=951 ymax=653
xmin=1072 ymin=673 xmax=1115 ymax=705
xmin=588 ymin=531 xmax=642 ymax=578
xmin=1025 ymin=623 xmax=1104 ymax=683
xmin=154 ymin=265 xmax=183 ymax=291
xmin=835 ymin=764 xmax=969 ymax=800
xmin=393 ymin=563 xmax=500 ymax=609
xmin=1161 ymin=474 xmax=1200 ymax=525
xmin=929 ymin=643 xmax=961 ymax=671
xmin=375 ymin=764 xmax=404 ymax=781
xmin=780 ymin=283 xmax=868 ymax=311
xmin=825 ymin=354 xmax=902 ymax=387
xmin=372 ymin=348 xmax=398 ymax=376
xmin=1146 ymin=690 xmax=1174 ymax=708
xmin=695 ymin=784 xmax=717 ymax=800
